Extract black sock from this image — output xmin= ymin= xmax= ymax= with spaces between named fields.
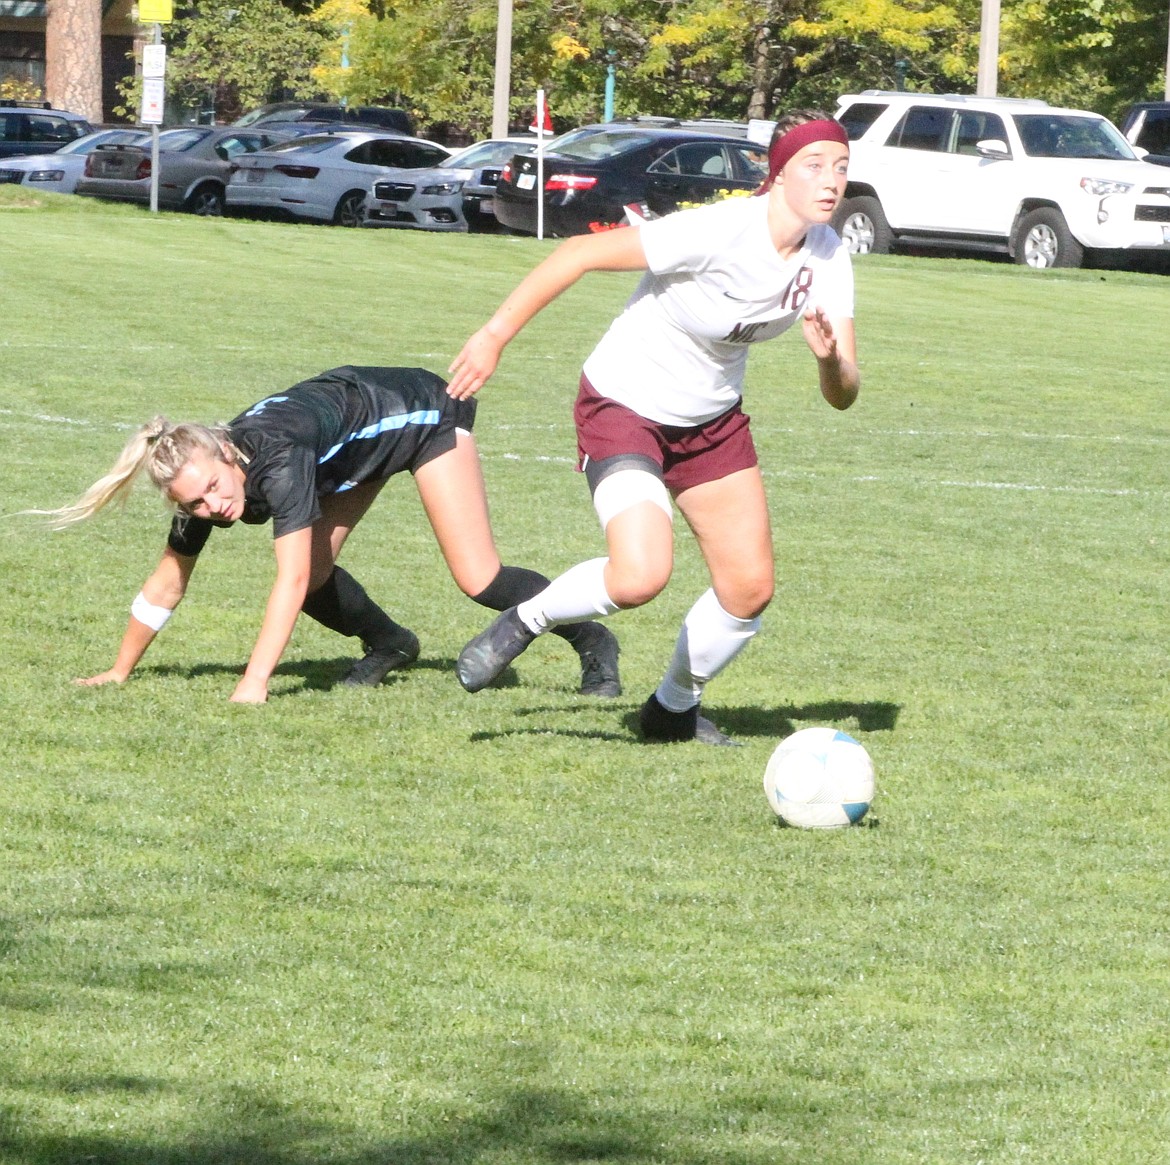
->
xmin=470 ymin=564 xmax=591 ymax=647
xmin=302 ymin=566 xmax=406 ymax=651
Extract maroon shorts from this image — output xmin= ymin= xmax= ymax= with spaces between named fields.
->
xmin=573 ymin=374 xmax=758 ymax=493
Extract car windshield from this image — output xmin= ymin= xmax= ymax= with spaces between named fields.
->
xmin=549 ymin=129 xmax=658 ymax=161
xmin=1014 ymin=114 xmax=1135 ymax=161
xmin=447 ymin=140 xmax=535 ymax=168
xmin=259 ymin=135 xmax=343 ymax=155
xmin=158 ymin=129 xmax=210 ymax=152
xmin=236 ymin=106 xmax=321 ymax=126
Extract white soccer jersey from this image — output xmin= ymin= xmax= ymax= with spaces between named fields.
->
xmin=581 ymin=194 xmax=854 ymax=426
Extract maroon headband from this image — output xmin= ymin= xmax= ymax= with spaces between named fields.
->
xmin=754 ymin=118 xmax=850 ymax=195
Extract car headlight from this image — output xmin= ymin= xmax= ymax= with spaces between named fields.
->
xmin=422 ymin=181 xmax=463 ymax=195
xmin=1079 ymin=177 xmax=1133 ymax=196
xmin=28 ymin=169 xmax=65 ymax=182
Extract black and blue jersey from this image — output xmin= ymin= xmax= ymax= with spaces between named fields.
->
xmin=168 ymin=366 xmax=474 ymax=556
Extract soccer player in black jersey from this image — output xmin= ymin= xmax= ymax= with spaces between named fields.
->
xmin=48 ymin=366 xmax=620 ymax=704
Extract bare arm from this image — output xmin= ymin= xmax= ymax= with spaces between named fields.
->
xmin=446 ymin=227 xmax=649 ymax=400
xmin=76 ymin=546 xmax=199 ymax=685
xmin=803 ymin=308 xmax=860 ymax=411
xmin=229 ymin=526 xmax=313 ymax=704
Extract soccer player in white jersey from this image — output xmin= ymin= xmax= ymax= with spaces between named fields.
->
xmin=45 ymin=366 xmax=619 ymax=704
xmin=447 ymin=112 xmax=859 ymax=744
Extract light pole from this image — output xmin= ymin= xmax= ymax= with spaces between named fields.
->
xmin=491 ymin=0 xmax=513 ymax=138
xmin=976 ymin=0 xmax=1001 ymax=96
xmin=604 ymin=50 xmax=616 ymax=121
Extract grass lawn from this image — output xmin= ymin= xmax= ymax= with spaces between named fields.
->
xmin=1 ymin=186 xmax=1168 ymax=1164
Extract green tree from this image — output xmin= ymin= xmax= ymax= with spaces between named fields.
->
xmin=1001 ymin=0 xmax=1168 ymax=119
xmin=116 ymin=0 xmax=330 ymax=123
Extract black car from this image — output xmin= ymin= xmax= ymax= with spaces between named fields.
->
xmin=492 ymin=123 xmax=769 ymax=236
xmin=234 ymin=102 xmax=414 ymax=136
xmin=0 ymin=102 xmax=92 ymax=158
xmin=1118 ymin=101 xmax=1170 ymax=167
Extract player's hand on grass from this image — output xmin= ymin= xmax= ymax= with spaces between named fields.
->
xmin=229 ymin=675 xmax=269 ymax=704
xmin=74 ymin=669 xmax=128 ymax=687
xmin=447 ymin=327 xmax=503 ymax=399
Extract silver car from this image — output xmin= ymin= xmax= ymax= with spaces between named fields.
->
xmin=226 ymin=130 xmax=451 ymax=226
xmin=75 ymin=125 xmax=289 ymax=214
xmin=363 ymin=136 xmax=539 ymax=232
xmin=0 ymin=127 xmax=150 ymax=193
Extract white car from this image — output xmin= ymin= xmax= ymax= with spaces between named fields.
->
xmin=0 ymin=127 xmax=150 ymax=193
xmin=832 ymin=90 xmax=1170 ymax=268
xmin=226 ymin=130 xmax=451 ymax=226
xmin=363 ymin=136 xmax=538 ymax=232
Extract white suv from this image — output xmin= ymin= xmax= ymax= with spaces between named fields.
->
xmin=831 ymin=91 xmax=1170 ymax=268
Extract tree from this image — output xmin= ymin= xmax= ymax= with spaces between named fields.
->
xmin=116 ymin=0 xmax=330 ymax=123
xmin=1001 ymin=0 xmax=1169 ymax=120
xmin=45 ymin=0 xmax=103 ymax=121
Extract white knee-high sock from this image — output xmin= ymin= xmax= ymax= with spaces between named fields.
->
xmin=656 ymin=588 xmax=761 ymax=712
xmin=517 ymin=557 xmax=620 ymax=634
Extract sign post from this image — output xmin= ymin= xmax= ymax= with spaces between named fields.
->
xmin=137 ymin=0 xmax=173 ymax=213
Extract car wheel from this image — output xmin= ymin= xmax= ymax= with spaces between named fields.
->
xmin=334 ymin=191 xmax=366 ymax=227
xmin=186 ymin=184 xmax=225 ymax=216
xmin=833 ymin=195 xmax=893 ymax=255
xmin=1013 ymin=208 xmax=1084 ymax=269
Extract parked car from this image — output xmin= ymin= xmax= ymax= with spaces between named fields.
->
xmin=0 ymin=127 xmax=150 ymax=193
xmin=234 ymin=102 xmax=415 ymax=136
xmin=492 ymin=124 xmax=769 ymax=236
xmin=0 ymin=102 xmax=92 ymax=158
xmin=1118 ymin=101 xmax=1170 ymax=167
xmin=226 ymin=130 xmax=451 ymax=226
xmin=364 ymin=136 xmax=538 ymax=232
xmin=76 ymin=125 xmax=291 ymax=214
xmin=832 ymin=90 xmax=1170 ymax=268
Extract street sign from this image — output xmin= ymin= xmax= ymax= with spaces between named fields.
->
xmin=137 ymin=0 xmax=173 ymax=22
xmin=142 ymin=44 xmax=166 ymax=79
xmin=141 ymin=77 xmax=165 ymax=125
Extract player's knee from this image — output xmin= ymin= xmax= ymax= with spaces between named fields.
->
xmin=607 ymin=559 xmax=671 ymax=609
xmin=722 ymin=573 xmax=773 ymax=620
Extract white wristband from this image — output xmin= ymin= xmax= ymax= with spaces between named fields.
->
xmin=131 ymin=591 xmax=174 ymax=632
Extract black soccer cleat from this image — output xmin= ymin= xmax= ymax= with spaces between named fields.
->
xmin=571 ymin=621 xmax=622 ymax=697
xmin=638 ymin=693 xmax=741 ymax=746
xmin=456 ymin=606 xmax=536 ymax=693
xmin=340 ymin=627 xmax=421 ymax=687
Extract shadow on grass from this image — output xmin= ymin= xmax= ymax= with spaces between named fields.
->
xmin=139 ymin=655 xmax=461 ymax=692
xmin=0 ymin=1081 xmax=805 ymax=1165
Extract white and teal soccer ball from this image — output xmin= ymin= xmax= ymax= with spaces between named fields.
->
xmin=763 ymin=727 xmax=875 ymax=829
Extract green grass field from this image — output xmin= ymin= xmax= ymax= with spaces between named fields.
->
xmin=1 ymin=186 xmax=1168 ymax=1164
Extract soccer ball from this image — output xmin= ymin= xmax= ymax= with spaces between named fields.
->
xmin=763 ymin=727 xmax=875 ymax=829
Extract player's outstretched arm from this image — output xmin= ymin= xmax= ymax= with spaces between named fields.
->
xmin=446 ymin=227 xmax=649 ymax=401
xmin=76 ymin=547 xmax=199 ymax=686
xmin=803 ymin=308 xmax=860 ymax=410
xmin=230 ymin=527 xmax=313 ymax=704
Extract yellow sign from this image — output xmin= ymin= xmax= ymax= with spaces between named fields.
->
xmin=137 ymin=0 xmax=173 ymax=23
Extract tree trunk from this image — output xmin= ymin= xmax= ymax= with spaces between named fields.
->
xmin=45 ymin=0 xmax=104 ymax=123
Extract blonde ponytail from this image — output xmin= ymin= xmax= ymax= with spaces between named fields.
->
xmin=40 ymin=418 xmax=240 ymax=529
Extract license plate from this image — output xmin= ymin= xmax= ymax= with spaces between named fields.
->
xmin=480 ymin=198 xmax=494 ymax=214
xmin=246 ymin=169 xmax=264 ymax=183
xmin=517 ymin=172 xmax=536 ymax=190
xmin=1163 ymin=225 xmax=1170 ymax=243
xmin=377 ymin=201 xmax=399 ymax=214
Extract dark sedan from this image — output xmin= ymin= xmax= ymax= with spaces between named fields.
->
xmin=493 ymin=124 xmax=769 ymax=236
xmin=76 ymin=125 xmax=292 ymax=215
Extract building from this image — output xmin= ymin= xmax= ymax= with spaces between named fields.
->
xmin=0 ymin=0 xmax=138 ymax=120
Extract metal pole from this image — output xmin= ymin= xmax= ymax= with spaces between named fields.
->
xmin=976 ymin=0 xmax=1001 ymax=97
xmin=1164 ymin=0 xmax=1169 ymax=100
xmin=604 ymin=52 xmax=615 ymax=122
xmin=491 ymin=0 xmax=513 ymax=139
xmin=150 ymin=23 xmax=161 ymax=214
xmin=536 ymin=88 xmax=545 ymax=241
